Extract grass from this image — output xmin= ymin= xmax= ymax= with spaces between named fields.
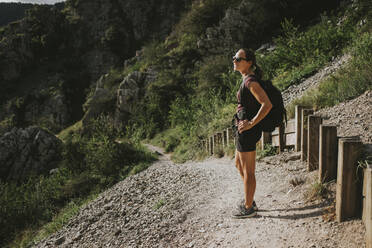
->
xmin=56 ymin=120 xmax=83 ymax=142
xmin=10 ymin=194 xmax=97 ymax=248
xmin=286 ymin=31 xmax=372 ymax=119
xmin=256 ymin=144 xmax=277 ymax=160
xmin=304 ymin=179 xmax=334 ymax=202
xmin=2 ymin=115 xmax=158 ymax=248
xmin=153 ymin=199 xmax=166 ymax=210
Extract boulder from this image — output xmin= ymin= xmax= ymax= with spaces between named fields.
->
xmin=0 ymin=126 xmax=62 ymax=182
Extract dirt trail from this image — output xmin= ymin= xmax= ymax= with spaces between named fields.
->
xmin=168 ymin=152 xmax=365 ymax=248
xmin=35 ymin=144 xmax=365 ymax=248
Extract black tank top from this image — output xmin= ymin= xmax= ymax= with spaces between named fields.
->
xmin=236 ymin=75 xmax=261 ymax=120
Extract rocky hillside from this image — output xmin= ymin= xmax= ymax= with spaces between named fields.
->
xmin=0 ymin=0 xmax=343 ymax=135
xmin=0 ymin=0 xmax=191 ymax=133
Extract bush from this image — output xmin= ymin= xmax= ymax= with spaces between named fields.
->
xmin=258 ymin=16 xmax=356 ymax=89
xmin=257 ymin=144 xmax=277 ymax=159
xmin=173 ymin=0 xmax=241 ymax=36
xmin=286 ymin=31 xmax=372 ymax=116
xmin=1 ymin=114 xmax=157 ymax=247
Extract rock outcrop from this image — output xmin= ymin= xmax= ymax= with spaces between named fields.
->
xmin=0 ymin=126 xmax=62 ymax=182
xmin=197 ymin=0 xmax=340 ymax=55
xmin=0 ymin=87 xmax=70 ymax=134
xmin=0 ymin=0 xmax=190 ymax=131
xmin=115 ymin=69 xmax=157 ymax=127
xmin=82 ymin=74 xmax=117 ymax=126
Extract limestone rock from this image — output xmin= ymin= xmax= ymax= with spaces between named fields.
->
xmin=0 ymin=126 xmax=62 ymax=182
xmin=82 ymin=74 xmax=117 ymax=127
xmin=115 ymin=70 xmax=157 ymax=127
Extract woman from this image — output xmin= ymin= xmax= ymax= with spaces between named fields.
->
xmin=232 ymin=48 xmax=272 ymax=218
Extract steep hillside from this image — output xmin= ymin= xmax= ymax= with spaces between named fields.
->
xmin=0 ymin=0 xmax=191 ymax=133
xmin=0 ymin=0 xmax=370 ymax=247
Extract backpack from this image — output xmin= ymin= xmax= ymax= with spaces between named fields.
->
xmin=257 ymin=79 xmax=287 ymax=132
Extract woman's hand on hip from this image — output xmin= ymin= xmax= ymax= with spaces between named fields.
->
xmin=238 ymin=120 xmax=254 ymax=133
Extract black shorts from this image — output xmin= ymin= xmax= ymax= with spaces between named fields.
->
xmin=236 ymin=124 xmax=262 ymax=152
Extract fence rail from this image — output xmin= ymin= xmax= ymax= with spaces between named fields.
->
xmin=201 ymin=105 xmax=371 ymax=247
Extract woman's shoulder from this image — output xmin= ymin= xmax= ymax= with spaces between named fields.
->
xmin=243 ymin=75 xmax=259 ymax=87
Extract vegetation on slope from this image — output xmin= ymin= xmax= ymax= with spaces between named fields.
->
xmin=0 ymin=116 xmax=156 ymax=247
xmin=0 ymin=0 xmax=371 ymax=246
xmin=143 ymin=0 xmax=371 ymax=163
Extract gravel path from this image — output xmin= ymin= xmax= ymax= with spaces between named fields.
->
xmin=34 ymin=145 xmax=366 ymax=248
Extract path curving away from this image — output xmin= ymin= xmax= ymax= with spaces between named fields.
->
xmin=34 ymin=144 xmax=365 ymax=248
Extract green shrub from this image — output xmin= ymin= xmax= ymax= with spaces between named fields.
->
xmin=257 ymin=144 xmax=277 ymax=160
xmin=173 ymin=0 xmax=241 ymax=36
xmin=194 ymin=54 xmax=232 ymax=94
xmin=258 ymin=16 xmax=356 ymax=89
xmin=1 ymin=114 xmax=157 ymax=247
xmin=286 ymin=31 xmax=372 ymax=116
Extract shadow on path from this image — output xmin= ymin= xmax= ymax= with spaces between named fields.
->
xmin=257 ymin=202 xmax=326 ymax=220
xmin=258 ymin=202 xmax=324 ymax=213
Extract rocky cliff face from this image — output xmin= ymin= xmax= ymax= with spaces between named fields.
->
xmin=196 ymin=0 xmax=341 ymax=55
xmin=0 ymin=0 xmax=191 ymax=132
xmin=70 ymin=0 xmax=191 ymax=80
xmin=0 ymin=126 xmax=62 ymax=182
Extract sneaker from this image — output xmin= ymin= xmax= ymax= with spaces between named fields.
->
xmin=238 ymin=199 xmax=258 ymax=211
xmin=232 ymin=205 xmax=257 ymax=219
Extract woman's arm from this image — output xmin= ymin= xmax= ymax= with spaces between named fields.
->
xmin=238 ymin=81 xmax=272 ymax=133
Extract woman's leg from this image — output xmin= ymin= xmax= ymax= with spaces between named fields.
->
xmin=235 ymin=150 xmax=244 ymax=180
xmin=238 ymin=150 xmax=256 ymax=209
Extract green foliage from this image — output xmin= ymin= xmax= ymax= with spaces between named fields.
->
xmin=0 ymin=169 xmax=69 ymax=247
xmin=194 ymin=54 xmax=232 ymax=93
xmin=0 ymin=115 xmax=156 ymax=247
xmin=286 ymin=31 xmax=372 ymax=117
xmin=305 ymin=179 xmax=333 ymax=201
xmin=153 ymin=199 xmax=165 ymax=210
xmin=173 ymin=0 xmax=241 ymax=36
xmin=0 ymin=115 xmax=15 ymax=136
xmin=257 ymin=144 xmax=277 ymax=160
xmin=155 ymin=71 xmax=239 ymax=163
xmin=258 ymin=16 xmax=356 ymax=90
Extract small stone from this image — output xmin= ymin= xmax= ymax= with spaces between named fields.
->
xmin=115 ymin=229 xmax=122 ymax=236
xmin=54 ymin=236 xmax=65 ymax=245
xmin=188 ymin=241 xmax=195 ymax=247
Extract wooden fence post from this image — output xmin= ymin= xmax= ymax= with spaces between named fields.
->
xmin=209 ymin=136 xmax=214 ymax=155
xmin=301 ymin=109 xmax=314 ymax=161
xmin=223 ymin=130 xmax=227 ymax=148
xmin=279 ymin=122 xmax=285 ymax=153
xmin=319 ymin=125 xmax=338 ymax=182
xmin=216 ymin=132 xmax=223 ymax=153
xmin=295 ymin=105 xmax=304 ymax=152
xmin=364 ymin=168 xmax=372 ymax=248
xmin=227 ymin=127 xmax=234 ymax=147
xmin=260 ymin=131 xmax=271 ymax=150
xmin=308 ymin=115 xmax=323 ymax=171
xmin=213 ymin=134 xmax=217 ymax=155
xmin=336 ymin=137 xmax=363 ymax=222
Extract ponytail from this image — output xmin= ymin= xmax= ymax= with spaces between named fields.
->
xmin=253 ymin=63 xmax=263 ymax=80
xmin=241 ymin=48 xmax=263 ymax=80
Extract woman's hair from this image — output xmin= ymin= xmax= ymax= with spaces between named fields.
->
xmin=241 ymin=48 xmax=263 ymax=80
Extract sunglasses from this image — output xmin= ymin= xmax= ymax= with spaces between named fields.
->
xmin=233 ymin=56 xmax=250 ymax=62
